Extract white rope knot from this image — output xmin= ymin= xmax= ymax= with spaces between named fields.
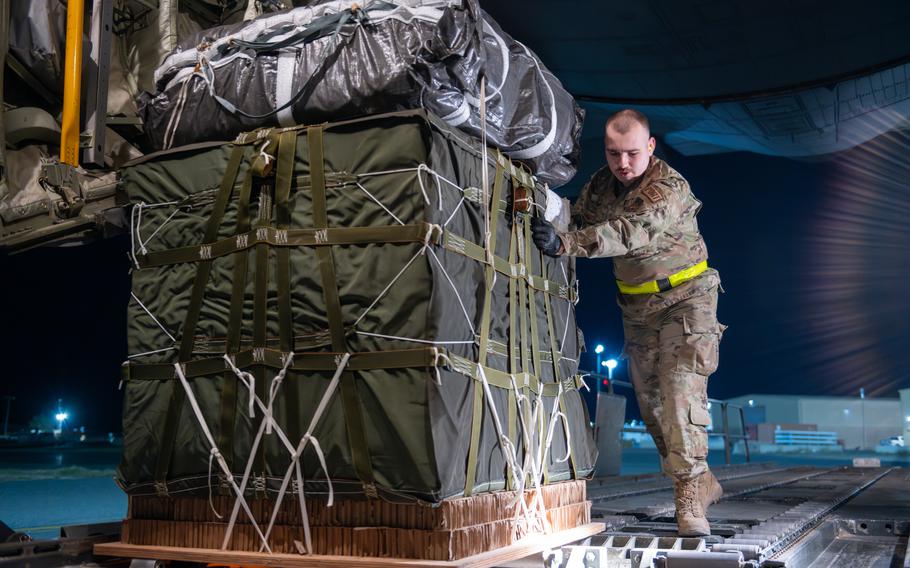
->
xmin=415 ymin=163 xmax=432 ymax=205
xmin=258 ymin=139 xmax=273 ymax=166
xmin=431 ymin=347 xmax=453 ymax=387
xmin=421 ymin=223 xmax=443 ymax=253
xmin=134 ymin=203 xmax=149 ymax=255
xmin=266 ymin=352 xmax=295 ymax=435
xmin=223 ymin=354 xmax=257 ymax=418
xmin=577 ymin=373 xmax=592 ymax=392
xmin=207 ymin=448 xmax=225 ymax=519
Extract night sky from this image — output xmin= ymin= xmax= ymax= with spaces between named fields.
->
xmin=1 ymin=126 xmax=909 ymax=434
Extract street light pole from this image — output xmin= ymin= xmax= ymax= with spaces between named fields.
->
xmin=2 ymin=396 xmax=13 ymax=437
xmin=605 ymin=358 xmax=618 ymax=380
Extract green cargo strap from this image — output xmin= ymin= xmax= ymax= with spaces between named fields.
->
xmin=127 ymin=347 xmax=440 ymax=380
xmin=522 ymin=213 xmax=547 ymax=484
xmin=464 ymin=153 xmax=504 ymax=496
xmin=540 ymin=241 xmax=572 ymax=482
xmin=440 ymin=232 xmax=575 ymax=304
xmin=275 ymin=130 xmax=297 ymax=354
xmin=274 ymin=130 xmax=299 ymax=443
xmin=445 ymin=353 xmax=580 ymax=398
xmin=251 ymin=179 xmax=273 ymax=483
xmin=231 ymin=109 xmax=430 ymax=147
xmin=136 ymin=224 xmax=438 ymax=268
xmin=505 ymin=218 xmax=519 ymax=490
xmin=523 ymin=218 xmax=543 ymax=387
xmin=219 ymin=168 xmax=256 ymax=469
xmin=308 ymin=125 xmax=376 ymax=494
xmin=154 ymin=144 xmax=247 ymax=493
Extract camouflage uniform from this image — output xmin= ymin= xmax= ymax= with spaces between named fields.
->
xmin=559 ymin=157 xmax=724 ymax=482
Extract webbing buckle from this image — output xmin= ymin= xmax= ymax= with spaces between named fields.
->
xmin=363 ymin=482 xmax=379 ymax=499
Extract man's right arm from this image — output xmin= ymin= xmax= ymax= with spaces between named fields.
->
xmin=558 ymin=178 xmax=684 ymax=258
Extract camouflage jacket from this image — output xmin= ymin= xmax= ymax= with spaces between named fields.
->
xmin=558 ymin=157 xmax=709 ymax=285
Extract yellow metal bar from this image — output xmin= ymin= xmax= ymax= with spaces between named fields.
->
xmin=60 ymin=0 xmax=85 ymax=166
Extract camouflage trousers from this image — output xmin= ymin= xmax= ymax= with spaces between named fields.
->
xmin=619 ymin=272 xmax=723 ymax=481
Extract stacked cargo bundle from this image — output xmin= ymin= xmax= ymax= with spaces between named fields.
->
xmin=138 ymin=0 xmax=584 ymax=188
xmin=116 ymin=0 xmax=596 ymax=562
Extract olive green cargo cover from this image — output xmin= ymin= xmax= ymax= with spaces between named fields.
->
xmin=119 ymin=110 xmax=595 ymax=502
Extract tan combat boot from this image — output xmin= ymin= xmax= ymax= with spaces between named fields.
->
xmin=699 ymin=469 xmax=723 ymax=512
xmin=674 ymin=477 xmax=710 ymax=537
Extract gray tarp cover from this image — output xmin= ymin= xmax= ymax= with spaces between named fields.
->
xmin=119 ymin=110 xmax=594 ymax=503
xmin=139 ymin=0 xmax=583 ymax=188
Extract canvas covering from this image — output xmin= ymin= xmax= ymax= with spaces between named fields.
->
xmin=118 ymin=109 xmax=595 ymax=503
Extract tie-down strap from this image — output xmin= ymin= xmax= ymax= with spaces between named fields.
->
xmin=122 ymin=347 xmax=585 ymax=398
xmin=133 ymin=223 xmax=438 ymax=268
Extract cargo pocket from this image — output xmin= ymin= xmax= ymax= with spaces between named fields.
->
xmin=688 ymin=402 xmax=710 ymax=459
xmin=689 ymin=403 xmax=712 ymax=428
xmin=677 ymin=315 xmax=722 ymax=376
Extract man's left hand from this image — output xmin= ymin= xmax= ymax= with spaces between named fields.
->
xmin=531 ymin=217 xmax=563 ymax=257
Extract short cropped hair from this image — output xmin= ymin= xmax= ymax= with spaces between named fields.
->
xmin=605 ymin=109 xmax=650 ymax=136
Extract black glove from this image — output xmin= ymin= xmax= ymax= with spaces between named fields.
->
xmin=531 ymin=217 xmax=562 ymax=257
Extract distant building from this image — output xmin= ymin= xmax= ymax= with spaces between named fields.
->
xmin=715 ymin=394 xmax=902 ymax=450
xmin=901 ymin=389 xmax=910 ymax=440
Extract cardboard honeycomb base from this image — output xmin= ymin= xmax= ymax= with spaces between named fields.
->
xmin=124 ymin=480 xmax=590 ymax=561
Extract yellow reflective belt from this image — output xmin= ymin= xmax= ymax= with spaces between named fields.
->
xmin=616 ymin=260 xmax=708 ymax=295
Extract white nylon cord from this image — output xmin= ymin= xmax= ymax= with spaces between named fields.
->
xmin=261 ymin=352 xmax=351 ymax=554
xmin=130 ymin=292 xmax=176 ymax=343
xmin=137 ymin=207 xmax=181 ymax=252
xmin=173 ymin=363 xmax=273 ymax=553
xmin=354 ymin=182 xmax=405 ymax=225
xmin=266 ymin=352 xmax=295 ymax=435
xmin=443 ymin=196 xmax=466 ymax=227
xmin=479 ymin=77 xmax=493 ymax=268
xmin=223 ymin=354 xmax=257 ymax=418
xmin=426 ymin=248 xmax=476 ymax=335
xmin=356 ymin=331 xmax=474 ymax=345
xmin=351 ymin=247 xmax=427 ymax=329
xmin=219 ymin=357 xmax=325 ymax=552
xmin=128 ymin=346 xmax=176 ymax=359
xmin=417 ymin=164 xmax=443 ymax=210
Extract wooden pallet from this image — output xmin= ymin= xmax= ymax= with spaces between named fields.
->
xmin=94 ymin=522 xmax=604 ymax=568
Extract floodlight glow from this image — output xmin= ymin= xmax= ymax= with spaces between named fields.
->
xmin=55 ymin=412 xmax=68 ymax=422
xmin=905 ymin=416 xmax=910 ymax=423
xmin=605 ymin=359 xmax=618 ymax=370
xmin=594 ymin=344 xmax=605 ymax=354
xmin=748 ymin=399 xmax=754 ymax=407
xmin=707 ymin=402 xmax=712 ymax=410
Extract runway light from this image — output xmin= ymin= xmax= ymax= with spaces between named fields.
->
xmin=594 ymin=344 xmax=605 ymax=354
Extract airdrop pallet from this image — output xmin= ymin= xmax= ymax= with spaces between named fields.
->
xmin=93 ymin=522 xmax=605 ymax=568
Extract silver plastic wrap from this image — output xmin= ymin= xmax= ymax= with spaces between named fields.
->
xmin=139 ymin=0 xmax=583 ymax=187
xmin=8 ymin=0 xmax=67 ymax=96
